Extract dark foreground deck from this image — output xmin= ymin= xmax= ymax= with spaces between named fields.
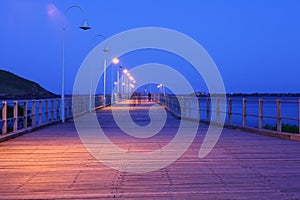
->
xmin=0 ymin=101 xmax=300 ymax=199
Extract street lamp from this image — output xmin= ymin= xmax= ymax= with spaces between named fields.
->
xmin=61 ymin=5 xmax=91 ymax=123
xmin=89 ymin=34 xmax=106 ymax=112
xmin=122 ymin=69 xmax=136 ymax=99
xmin=157 ymin=84 xmax=165 ymax=95
xmin=115 ymin=65 xmax=123 ymax=101
xmin=102 ymin=48 xmax=110 ymax=107
xmin=122 ymin=69 xmax=129 ymax=99
xmin=111 ymin=57 xmax=119 ymax=103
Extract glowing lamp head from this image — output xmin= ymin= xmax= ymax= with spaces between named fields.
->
xmin=112 ymin=57 xmax=119 ymax=64
xmin=123 ymin=69 xmax=128 ymax=74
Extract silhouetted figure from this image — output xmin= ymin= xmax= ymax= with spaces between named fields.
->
xmin=148 ymin=92 xmax=151 ymax=102
xmin=131 ymin=92 xmax=137 ymax=106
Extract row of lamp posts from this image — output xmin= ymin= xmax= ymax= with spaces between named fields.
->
xmin=61 ymin=5 xmax=135 ymax=122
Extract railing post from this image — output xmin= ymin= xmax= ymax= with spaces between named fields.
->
xmin=51 ymin=99 xmax=54 ymax=121
xmin=76 ymin=97 xmax=79 ymax=115
xmin=158 ymin=94 xmax=160 ymax=104
xmin=258 ymin=99 xmax=263 ymax=129
xmin=23 ymin=101 xmax=28 ymax=129
xmin=83 ymin=96 xmax=86 ymax=112
xmin=101 ymin=96 xmax=104 ymax=107
xmin=2 ymin=101 xmax=7 ymax=134
xmin=173 ymin=97 xmax=176 ymax=113
xmin=68 ymin=98 xmax=71 ymax=118
xmin=206 ymin=97 xmax=210 ymax=122
xmin=197 ymin=97 xmax=200 ymax=120
xmin=188 ymin=98 xmax=192 ymax=119
xmin=167 ymin=96 xmax=169 ymax=108
xmin=39 ymin=100 xmax=42 ymax=125
xmin=170 ymin=96 xmax=173 ymax=113
xmin=79 ymin=96 xmax=82 ymax=113
xmin=242 ymin=98 xmax=247 ymax=127
xmin=72 ymin=96 xmax=77 ymax=115
xmin=85 ymin=95 xmax=88 ymax=111
xmin=299 ymin=99 xmax=300 ymax=134
xmin=182 ymin=97 xmax=186 ymax=118
xmin=32 ymin=100 xmax=36 ymax=127
xmin=57 ymin=99 xmax=60 ymax=121
xmin=177 ymin=97 xmax=180 ymax=115
xmin=13 ymin=101 xmax=18 ymax=132
xmin=45 ymin=99 xmax=49 ymax=123
xmin=276 ymin=99 xmax=281 ymax=132
xmin=65 ymin=98 xmax=68 ymax=118
xmin=216 ymin=97 xmax=220 ymax=122
xmin=228 ymin=98 xmax=232 ymax=125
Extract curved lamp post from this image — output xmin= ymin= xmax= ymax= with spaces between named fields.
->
xmin=89 ymin=34 xmax=107 ymax=112
xmin=122 ymin=69 xmax=136 ymax=99
xmin=111 ymin=57 xmax=119 ymax=103
xmin=61 ymin=5 xmax=91 ymax=123
xmin=116 ymin=65 xmax=124 ymax=101
xmin=88 ymin=35 xmax=120 ymax=111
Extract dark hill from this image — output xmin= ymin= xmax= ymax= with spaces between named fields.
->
xmin=0 ymin=70 xmax=58 ymax=100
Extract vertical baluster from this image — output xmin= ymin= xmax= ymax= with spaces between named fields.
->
xmin=188 ymin=98 xmax=192 ymax=119
xmin=258 ymin=99 xmax=263 ymax=129
xmin=228 ymin=98 xmax=232 ymax=125
xmin=57 ymin=98 xmax=60 ymax=121
xmin=51 ymin=99 xmax=54 ymax=121
xmin=32 ymin=100 xmax=36 ymax=127
xmin=45 ymin=99 xmax=49 ymax=123
xmin=158 ymin=94 xmax=160 ymax=104
xmin=298 ymin=99 xmax=300 ymax=134
xmin=39 ymin=100 xmax=42 ymax=124
xmin=67 ymin=98 xmax=71 ymax=117
xmin=65 ymin=98 xmax=68 ymax=118
xmin=196 ymin=97 xmax=201 ymax=121
xmin=206 ymin=98 xmax=210 ymax=122
xmin=216 ymin=97 xmax=220 ymax=123
xmin=276 ymin=99 xmax=281 ymax=132
xmin=13 ymin=101 xmax=18 ymax=131
xmin=242 ymin=98 xmax=247 ymax=127
xmin=182 ymin=97 xmax=186 ymax=118
xmin=23 ymin=101 xmax=28 ymax=128
xmin=2 ymin=101 xmax=7 ymax=134
xmin=176 ymin=98 xmax=182 ymax=116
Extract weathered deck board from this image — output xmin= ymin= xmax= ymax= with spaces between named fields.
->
xmin=0 ymin=101 xmax=300 ymax=199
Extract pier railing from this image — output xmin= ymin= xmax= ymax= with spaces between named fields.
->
xmin=2 ymin=94 xmax=299 ymax=135
xmin=0 ymin=95 xmax=113 ymax=135
xmin=156 ymin=94 xmax=300 ymax=134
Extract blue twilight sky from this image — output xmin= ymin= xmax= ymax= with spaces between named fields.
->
xmin=1 ymin=0 xmax=300 ymax=94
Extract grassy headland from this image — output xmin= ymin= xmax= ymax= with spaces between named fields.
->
xmin=0 ymin=70 xmax=58 ymax=100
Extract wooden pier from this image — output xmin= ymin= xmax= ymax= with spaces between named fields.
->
xmin=0 ymin=101 xmax=300 ymax=199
